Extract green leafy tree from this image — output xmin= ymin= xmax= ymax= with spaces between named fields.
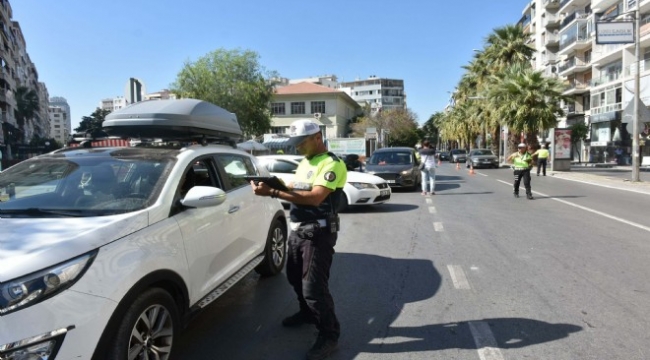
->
xmin=569 ymin=122 xmax=589 ymax=163
xmin=75 ymin=108 xmax=112 ymax=137
xmin=350 ymin=108 xmax=420 ymax=147
xmin=170 ymin=48 xmax=278 ymax=137
xmin=14 ymin=86 xmax=40 ymax=143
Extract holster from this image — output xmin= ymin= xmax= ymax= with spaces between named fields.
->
xmin=295 ymin=222 xmax=322 ymax=239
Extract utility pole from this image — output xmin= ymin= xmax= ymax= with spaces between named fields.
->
xmin=633 ymin=0 xmax=641 ymax=182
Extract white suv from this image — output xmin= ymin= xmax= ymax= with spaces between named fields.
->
xmin=0 ymin=100 xmax=287 ymax=360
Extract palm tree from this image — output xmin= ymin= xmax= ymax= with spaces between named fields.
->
xmin=488 ymin=63 xmax=568 ymax=151
xmin=14 ymin=86 xmax=40 ymax=143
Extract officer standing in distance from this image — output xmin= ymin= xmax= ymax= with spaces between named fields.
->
xmin=532 ymin=143 xmax=550 ymax=176
xmin=251 ymin=119 xmax=346 ymax=360
xmin=507 ymin=143 xmax=534 ymax=200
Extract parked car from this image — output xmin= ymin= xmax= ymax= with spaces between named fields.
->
xmin=0 ymin=99 xmax=287 ymax=360
xmin=438 ymin=151 xmax=450 ymax=161
xmin=257 ymin=154 xmax=391 ymax=211
xmin=449 ymin=149 xmax=468 ymax=163
xmin=466 ymin=148 xmax=499 ymax=169
xmin=364 ymin=147 xmax=421 ymax=191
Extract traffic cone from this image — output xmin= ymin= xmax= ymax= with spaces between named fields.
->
xmin=456 ymin=162 xmax=460 ymax=170
xmin=469 ymin=165 xmax=475 ymax=175
xmin=438 ymin=159 xmax=441 ymax=166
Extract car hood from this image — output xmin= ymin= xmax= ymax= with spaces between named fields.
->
xmin=365 ymin=164 xmax=414 ymax=173
xmin=347 ymin=171 xmax=387 ymax=184
xmin=0 ymin=212 xmax=149 ymax=282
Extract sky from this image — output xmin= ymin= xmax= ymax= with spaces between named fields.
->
xmin=11 ymin=0 xmax=529 ymax=131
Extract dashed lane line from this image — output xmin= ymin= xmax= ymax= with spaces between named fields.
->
xmin=428 ymin=206 xmax=437 ymax=214
xmin=433 ymin=222 xmax=444 ymax=232
xmin=496 ymin=179 xmax=650 ymax=233
xmin=468 ymin=321 xmax=506 ymax=360
xmin=447 ymin=265 xmax=471 ymax=290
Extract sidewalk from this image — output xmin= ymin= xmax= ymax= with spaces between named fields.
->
xmin=547 ymin=165 xmax=650 ymax=195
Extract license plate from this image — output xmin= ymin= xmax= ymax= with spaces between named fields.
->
xmin=380 ymin=190 xmax=390 ymax=196
xmin=386 ymin=180 xmax=395 ymax=183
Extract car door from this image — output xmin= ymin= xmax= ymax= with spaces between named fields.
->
xmin=214 ymin=153 xmax=268 ymax=270
xmin=173 ymin=156 xmax=242 ymax=302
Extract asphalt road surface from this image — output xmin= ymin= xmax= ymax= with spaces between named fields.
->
xmin=172 ymin=163 xmax=650 ymax=360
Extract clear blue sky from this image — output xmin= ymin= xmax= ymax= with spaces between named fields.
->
xmin=11 ymin=0 xmax=527 ymax=131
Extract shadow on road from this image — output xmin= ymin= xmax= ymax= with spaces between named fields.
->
xmin=172 ymin=253 xmax=583 ymax=359
xmin=342 ymin=203 xmax=419 ymax=213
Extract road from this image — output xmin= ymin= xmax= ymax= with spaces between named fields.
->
xmin=172 ymin=163 xmax=650 ymax=360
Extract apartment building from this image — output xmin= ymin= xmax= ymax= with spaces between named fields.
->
xmin=523 ymin=0 xmax=650 ymax=164
xmin=48 ymin=96 xmax=71 ymax=145
xmin=338 ymin=76 xmax=406 ymax=114
xmin=269 ymin=82 xmax=361 ymax=139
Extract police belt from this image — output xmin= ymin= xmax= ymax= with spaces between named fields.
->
xmin=513 ymin=167 xmax=530 ymax=170
xmin=290 ymin=219 xmax=327 ymax=231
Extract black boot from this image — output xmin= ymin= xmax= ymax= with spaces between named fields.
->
xmin=282 ymin=311 xmax=315 ymax=327
xmin=306 ymin=336 xmax=338 ymax=360
xmin=526 ymin=193 xmax=534 ymax=200
xmin=513 ymin=192 xmax=519 ymax=198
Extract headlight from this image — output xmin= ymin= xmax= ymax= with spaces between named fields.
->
xmin=0 ymin=251 xmax=97 ymax=315
xmin=349 ymin=182 xmax=376 ymax=190
xmin=400 ymin=170 xmax=412 ymax=175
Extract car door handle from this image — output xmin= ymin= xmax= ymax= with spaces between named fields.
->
xmin=228 ymin=205 xmax=240 ymax=214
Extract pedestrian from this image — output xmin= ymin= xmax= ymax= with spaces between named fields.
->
xmin=250 ymin=119 xmax=347 ymax=360
xmin=418 ymin=140 xmax=437 ymax=195
xmin=532 ymin=144 xmax=550 ymax=176
xmin=507 ymin=143 xmax=534 ymax=200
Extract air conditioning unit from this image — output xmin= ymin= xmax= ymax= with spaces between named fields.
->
xmin=313 ymin=113 xmax=321 ymax=119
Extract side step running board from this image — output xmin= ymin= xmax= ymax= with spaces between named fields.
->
xmin=195 ymin=255 xmax=264 ymax=309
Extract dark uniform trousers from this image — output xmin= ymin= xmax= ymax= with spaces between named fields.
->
xmin=286 ymin=228 xmax=340 ymax=341
xmin=513 ymin=168 xmax=532 ymax=195
xmin=537 ymin=158 xmax=547 ymax=176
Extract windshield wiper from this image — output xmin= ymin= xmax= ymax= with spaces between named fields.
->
xmin=0 ymin=208 xmax=89 ymax=217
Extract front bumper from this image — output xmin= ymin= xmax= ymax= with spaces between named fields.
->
xmin=470 ymin=159 xmax=498 ymax=168
xmin=348 ymin=184 xmax=391 ymax=205
xmin=371 ymin=173 xmax=417 ymax=188
xmin=0 ymin=289 xmax=117 ymax=360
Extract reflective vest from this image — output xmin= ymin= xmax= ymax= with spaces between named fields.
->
xmin=536 ymin=149 xmax=549 ymax=159
xmin=512 ymin=152 xmax=531 ymax=169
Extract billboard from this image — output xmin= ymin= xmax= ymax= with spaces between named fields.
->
xmin=554 ymin=129 xmax=572 ymax=160
xmin=595 ymin=21 xmax=634 ymax=44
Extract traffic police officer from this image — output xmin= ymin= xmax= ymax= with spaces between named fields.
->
xmin=507 ymin=143 xmax=534 ymax=199
xmin=251 ymin=119 xmax=346 ymax=360
xmin=532 ymin=144 xmax=550 ymax=176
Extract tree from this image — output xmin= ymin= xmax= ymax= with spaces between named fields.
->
xmin=569 ymin=122 xmax=589 ymax=163
xmin=350 ymin=108 xmax=420 ymax=147
xmin=14 ymin=86 xmax=40 ymax=143
xmin=75 ymin=108 xmax=112 ymax=137
xmin=170 ymin=48 xmax=278 ymax=137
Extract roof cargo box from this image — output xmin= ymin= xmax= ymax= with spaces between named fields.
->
xmin=102 ymin=99 xmax=243 ymax=143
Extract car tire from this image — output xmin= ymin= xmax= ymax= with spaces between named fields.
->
xmin=255 ymin=220 xmax=287 ymax=277
xmin=107 ymin=288 xmax=179 ymax=360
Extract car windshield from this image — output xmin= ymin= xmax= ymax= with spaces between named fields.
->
xmin=0 ymin=151 xmax=174 ymax=217
xmin=473 ymin=150 xmax=494 ymax=156
xmin=452 ymin=149 xmax=467 ymax=154
xmin=367 ymin=151 xmax=412 ymax=165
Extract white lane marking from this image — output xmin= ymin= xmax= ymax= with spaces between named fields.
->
xmin=497 ymin=179 xmax=510 ymax=186
xmin=433 ymin=222 xmax=444 ymax=232
xmin=425 ymin=198 xmax=433 ymax=204
xmin=496 ymin=180 xmax=650 ymax=233
xmin=428 ymin=206 xmax=437 ymax=214
xmin=468 ymin=321 xmax=505 ymax=360
xmin=447 ymin=265 xmax=470 ymax=289
xmin=477 ymin=172 xmax=488 ymax=177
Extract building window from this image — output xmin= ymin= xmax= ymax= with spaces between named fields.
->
xmin=271 ymin=102 xmax=285 ymax=115
xmin=311 ymin=101 xmax=325 ymax=114
xmin=291 ymin=102 xmax=305 ymax=114
xmin=54 ymin=125 xmax=60 ymax=128
xmin=270 ymin=126 xmax=287 ymax=134
xmin=53 ymin=114 xmax=60 ymax=117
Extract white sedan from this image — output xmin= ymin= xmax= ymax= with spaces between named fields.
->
xmin=257 ymin=154 xmax=391 ymax=211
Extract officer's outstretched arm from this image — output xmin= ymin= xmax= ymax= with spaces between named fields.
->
xmin=277 ymin=185 xmax=332 ymax=207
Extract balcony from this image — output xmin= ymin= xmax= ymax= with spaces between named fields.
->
xmin=558 ymin=57 xmax=591 ymax=76
xmin=545 ymin=32 xmax=560 ymax=47
xmin=559 ymin=29 xmax=593 ymax=56
xmin=542 ymin=53 xmax=558 ymax=65
xmin=544 ymin=13 xmax=561 ymax=29
xmin=590 ymin=72 xmax=622 ymax=87
xmin=626 ymin=59 xmax=648 ymax=76
xmin=544 ymin=0 xmax=561 ymax=9
xmin=563 ymin=80 xmax=590 ymax=95
xmin=591 ymin=43 xmax=624 ymax=67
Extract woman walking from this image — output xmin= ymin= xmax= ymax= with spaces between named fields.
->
xmin=419 ymin=140 xmax=437 ymax=195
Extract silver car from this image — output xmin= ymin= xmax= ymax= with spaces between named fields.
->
xmin=466 ymin=149 xmax=499 ymax=169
